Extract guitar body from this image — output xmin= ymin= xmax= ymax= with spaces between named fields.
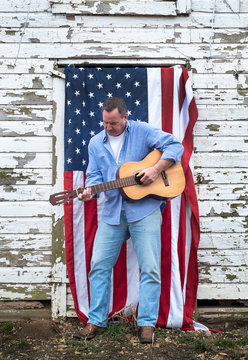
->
xmin=118 ymin=150 xmax=185 ymax=201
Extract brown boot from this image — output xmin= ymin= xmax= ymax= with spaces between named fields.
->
xmin=74 ymin=323 xmax=105 ymax=340
xmin=139 ymin=326 xmax=155 ymax=344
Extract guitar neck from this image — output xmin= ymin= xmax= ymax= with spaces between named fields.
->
xmin=78 ymin=175 xmax=138 ymax=196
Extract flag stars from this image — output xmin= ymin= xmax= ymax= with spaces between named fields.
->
xmin=97 ymin=83 xmax=103 ymax=89
xmin=125 ymin=92 xmax=131 ymax=98
xmin=73 ymin=74 xmax=78 ymax=79
xmin=88 ymin=73 xmax=94 ymax=79
xmin=67 ymin=100 xmax=71 ymax=105
xmin=99 ymin=121 xmax=104 ymax=127
xmin=75 ymin=148 xmax=80 ymax=154
xmin=134 ymin=81 xmax=140 ymax=87
xmin=67 ymin=138 xmax=72 ymax=144
xmin=107 ymin=92 xmax=113 ymax=98
xmin=127 ymin=110 xmax=132 ymax=116
xmin=90 ymin=130 xmax=95 ymax=136
xmin=75 ymin=128 xmax=80 ymax=134
xmin=106 ymin=74 xmax=112 ymax=80
xmin=115 ymin=83 xmax=121 ymax=89
xmin=96 ymin=67 xmax=102 ymax=71
xmin=125 ymin=73 xmax=131 ymax=79
xmin=74 ymin=90 xmax=80 ymax=96
xmin=66 ymin=82 xmax=70 ymax=87
xmin=82 ymin=159 xmax=87 ymax=166
xmin=98 ymin=102 xmax=103 ymax=108
xmin=68 ymin=119 xmax=72 ymax=125
xmin=82 ymin=120 xmax=86 ymax=126
xmin=135 ymin=100 xmax=140 ymax=106
xmin=89 ymin=111 xmax=95 ymax=117
xmin=82 ymin=140 xmax=86 ymax=146
xmin=67 ymin=158 xmax=72 ymax=164
xmin=89 ymin=92 xmax=94 ymax=98
xmin=82 ymin=101 xmax=86 ymax=107
xmin=75 ymin=108 xmax=81 ymax=115
xmin=82 ymin=82 xmax=86 ymax=88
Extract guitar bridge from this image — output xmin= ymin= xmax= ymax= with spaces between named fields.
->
xmin=162 ymin=171 xmax=169 ymax=186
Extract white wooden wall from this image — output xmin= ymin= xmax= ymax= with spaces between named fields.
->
xmin=0 ymin=0 xmax=247 ymax=318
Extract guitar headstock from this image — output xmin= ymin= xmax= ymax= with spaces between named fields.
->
xmin=49 ymin=190 xmax=77 ymax=206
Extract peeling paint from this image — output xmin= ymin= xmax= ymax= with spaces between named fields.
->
xmin=52 ymin=214 xmax=66 ymax=266
xmin=13 ymin=153 xmax=36 ymax=168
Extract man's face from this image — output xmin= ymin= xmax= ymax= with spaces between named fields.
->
xmin=103 ymin=108 xmax=128 ymax=137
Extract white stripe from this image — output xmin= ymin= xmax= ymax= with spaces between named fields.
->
xmin=147 ymin=68 xmax=162 ymax=129
xmin=167 ymin=195 xmax=184 ymax=328
xmin=183 ymin=200 xmax=192 ymax=302
xmin=192 ymin=321 xmax=209 ymax=331
xmin=173 ymin=66 xmax=182 ymax=140
xmin=73 ymin=171 xmax=90 ymax=316
xmin=124 ymin=238 xmax=140 ymax=317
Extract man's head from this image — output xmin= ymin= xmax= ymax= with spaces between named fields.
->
xmin=102 ymin=97 xmax=128 ymax=136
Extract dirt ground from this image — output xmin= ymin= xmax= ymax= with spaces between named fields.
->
xmin=0 ymin=318 xmax=247 ymax=360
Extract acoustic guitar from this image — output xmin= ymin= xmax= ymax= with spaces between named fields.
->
xmin=49 ymin=149 xmax=185 ymax=206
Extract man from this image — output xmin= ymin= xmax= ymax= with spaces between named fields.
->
xmin=75 ymin=97 xmax=184 ymax=343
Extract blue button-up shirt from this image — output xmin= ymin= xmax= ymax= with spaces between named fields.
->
xmin=85 ymin=120 xmax=184 ymax=225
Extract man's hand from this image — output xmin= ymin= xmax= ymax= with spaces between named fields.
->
xmin=137 ymin=158 xmax=174 ymax=185
xmin=77 ymin=186 xmax=93 ymax=202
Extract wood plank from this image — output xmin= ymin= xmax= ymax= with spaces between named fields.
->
xmin=3 ymin=27 xmax=247 ymax=45
xmin=1 ymin=12 xmax=247 ymax=28
xmin=197 ymin=105 xmax=248 ymax=121
xmin=192 ymin=0 xmax=248 ymax=13
xmin=194 ymin=89 xmax=248 ymax=105
xmin=0 ymin=284 xmax=51 ymax=300
xmin=194 ymin=153 xmax=248 ymax=168
xmin=0 ymin=185 xmax=52 ymax=201
xmin=197 ymin=284 xmax=248 ymax=300
xmin=0 ymin=105 xmax=53 ymax=121
xmin=196 ymin=184 xmax=248 ymax=200
xmin=0 ymin=250 xmax=51 ymax=267
xmin=199 ymin=200 xmax=247 ymax=217
xmin=194 ymin=121 xmax=248 ymax=136
xmin=0 ymin=218 xmax=52 ymax=233
xmin=193 ymin=168 xmax=248 ymax=184
xmin=199 ymin=216 xmax=247 ymax=233
xmin=0 ymin=74 xmax=52 ymax=89
xmin=0 ymin=234 xmax=51 ymax=251
xmin=0 ymin=153 xmax=52 ymax=169
xmin=192 ymin=74 xmax=248 ymax=89
xmin=0 ymin=169 xmax=52 ymax=185
xmin=50 ymin=1 xmax=177 ymax=16
xmin=199 ymin=266 xmax=247 ymax=283
xmin=198 ymin=249 xmax=248 ymax=266
xmin=0 ymin=121 xmax=52 ymax=136
xmin=0 ymin=201 xmax=52 ymax=217
xmin=0 ymin=137 xmax=52 ymax=152
xmin=0 ymin=59 xmax=54 ymax=74
xmin=0 ymin=43 xmax=247 ymax=60
xmin=0 ymin=90 xmax=53 ymax=105
xmin=198 ymin=233 xmax=248 ymax=250
xmin=191 ymin=59 xmax=248 ymax=74
xmin=0 ymin=0 xmax=50 ymax=12
xmin=194 ymin=136 xmax=248 ymax=152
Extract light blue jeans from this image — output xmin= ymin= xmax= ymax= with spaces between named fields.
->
xmin=88 ymin=208 xmax=162 ymax=328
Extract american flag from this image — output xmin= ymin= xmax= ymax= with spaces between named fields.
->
xmin=64 ymin=66 xmax=208 ymax=330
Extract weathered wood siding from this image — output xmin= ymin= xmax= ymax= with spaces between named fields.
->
xmin=0 ymin=0 xmax=247 ymax=317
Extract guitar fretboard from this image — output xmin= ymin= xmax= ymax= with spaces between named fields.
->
xmin=80 ymin=175 xmax=138 ymax=195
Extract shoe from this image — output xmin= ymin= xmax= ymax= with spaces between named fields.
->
xmin=139 ymin=326 xmax=155 ymax=344
xmin=74 ymin=323 xmax=105 ymax=340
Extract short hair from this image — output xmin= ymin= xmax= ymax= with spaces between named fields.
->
xmin=102 ymin=97 xmax=127 ymax=117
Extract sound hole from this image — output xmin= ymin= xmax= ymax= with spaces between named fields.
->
xmin=135 ymin=173 xmax=144 ymax=185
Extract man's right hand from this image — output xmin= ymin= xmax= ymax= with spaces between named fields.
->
xmin=77 ymin=186 xmax=93 ymax=202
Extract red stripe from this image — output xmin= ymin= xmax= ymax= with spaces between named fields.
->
xmin=84 ymin=173 xmax=98 ymax=304
xmin=110 ymin=242 xmax=128 ymax=317
xmin=179 ymin=68 xmax=187 ymax=112
xmin=161 ymin=67 xmax=174 ymax=133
